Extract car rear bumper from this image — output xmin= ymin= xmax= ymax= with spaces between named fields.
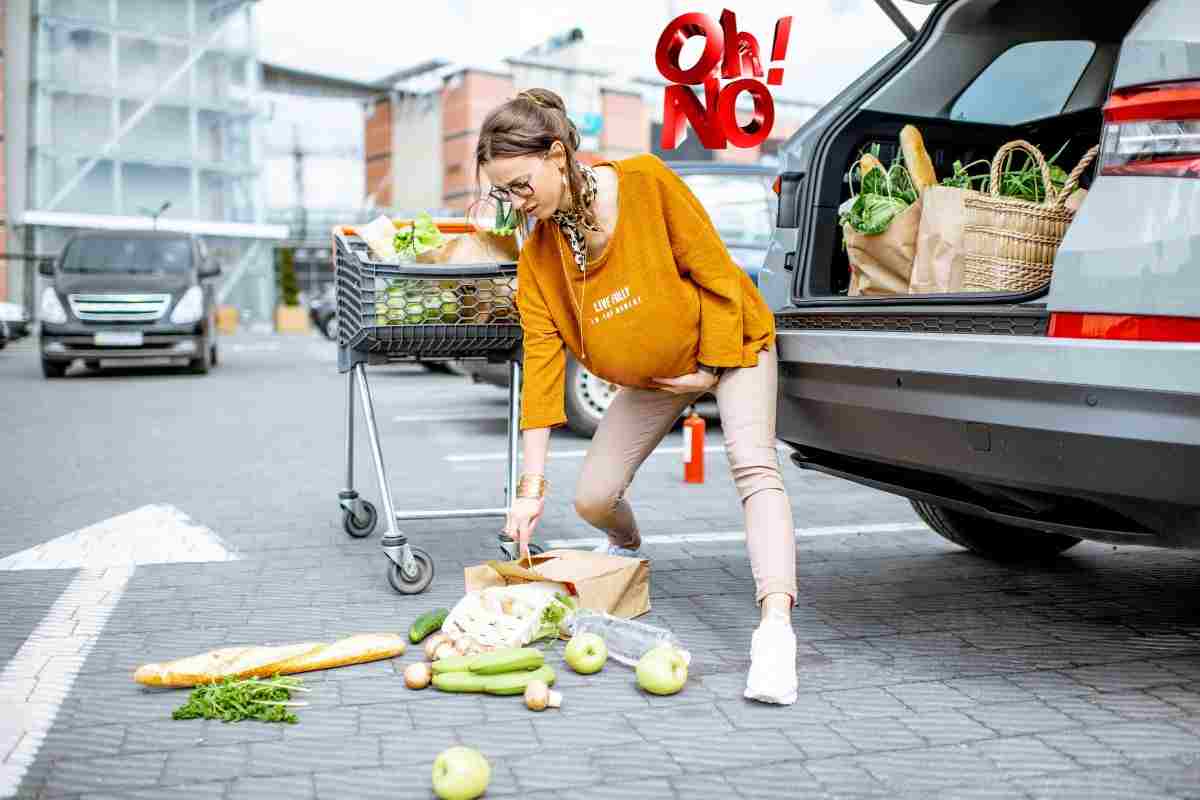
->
xmin=775 ymin=329 xmax=1200 ymax=545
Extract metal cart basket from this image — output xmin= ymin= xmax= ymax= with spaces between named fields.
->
xmin=333 ymin=221 xmax=533 ymax=593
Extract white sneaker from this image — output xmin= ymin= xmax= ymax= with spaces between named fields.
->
xmin=743 ymin=609 xmax=798 ymax=705
xmin=592 ymin=543 xmax=641 ymax=558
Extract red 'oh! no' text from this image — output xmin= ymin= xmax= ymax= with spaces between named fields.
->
xmin=654 ymin=10 xmax=792 ymax=150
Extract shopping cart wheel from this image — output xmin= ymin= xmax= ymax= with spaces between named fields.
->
xmin=387 ymin=547 xmax=435 ymax=594
xmin=343 ymin=500 xmax=378 ymax=538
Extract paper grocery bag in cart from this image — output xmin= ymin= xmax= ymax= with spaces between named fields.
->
xmin=465 ymin=550 xmax=651 ymax=618
xmin=416 ymin=230 xmax=519 ymax=264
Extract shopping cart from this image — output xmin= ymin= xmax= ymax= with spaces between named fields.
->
xmin=333 ymin=220 xmax=541 ymax=594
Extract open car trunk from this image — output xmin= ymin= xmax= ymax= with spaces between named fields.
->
xmin=795 ymin=0 xmax=1152 ymax=304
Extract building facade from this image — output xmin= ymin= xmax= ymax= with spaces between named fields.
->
xmin=367 ymin=39 xmax=817 ymax=215
xmin=3 ymin=0 xmax=285 ymax=322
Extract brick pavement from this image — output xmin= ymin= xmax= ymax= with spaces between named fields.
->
xmin=3 ymin=334 xmax=1200 ymax=799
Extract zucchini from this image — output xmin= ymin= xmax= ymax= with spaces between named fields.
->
xmin=432 ymin=671 xmax=488 ymax=693
xmin=409 ymin=608 xmax=449 ymax=644
xmin=469 ymin=647 xmax=544 ymax=675
xmin=431 ymin=654 xmax=475 ymax=674
xmin=481 ymin=665 xmax=556 ymax=696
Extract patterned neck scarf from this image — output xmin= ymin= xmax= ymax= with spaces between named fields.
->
xmin=550 ymin=164 xmax=604 ymax=272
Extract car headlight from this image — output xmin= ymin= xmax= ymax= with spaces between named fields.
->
xmin=40 ymin=287 xmax=67 ymax=324
xmin=170 ymin=286 xmax=204 ymax=324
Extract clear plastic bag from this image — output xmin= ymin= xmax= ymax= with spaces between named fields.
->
xmin=568 ymin=610 xmax=690 ymax=667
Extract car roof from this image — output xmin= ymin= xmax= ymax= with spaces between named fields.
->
xmin=67 ymin=230 xmax=195 ymax=242
xmin=665 ymin=160 xmax=778 ymax=177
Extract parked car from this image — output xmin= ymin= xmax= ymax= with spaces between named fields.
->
xmin=759 ymin=0 xmax=1199 ymax=559
xmin=38 ymin=231 xmax=222 ymax=377
xmin=0 ymin=319 xmax=9 ymax=349
xmin=457 ymin=161 xmax=780 ymax=436
xmin=0 ymin=302 xmax=31 ymax=340
xmin=309 ymin=283 xmax=338 ymax=341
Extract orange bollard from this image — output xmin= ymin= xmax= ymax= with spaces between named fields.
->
xmin=683 ymin=409 xmax=705 ymax=484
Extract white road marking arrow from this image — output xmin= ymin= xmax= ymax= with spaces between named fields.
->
xmin=0 ymin=504 xmax=238 ymax=798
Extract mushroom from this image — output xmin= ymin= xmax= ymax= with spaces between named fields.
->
xmin=424 ymin=633 xmax=450 ymax=661
xmin=524 ymin=680 xmax=562 ymax=711
xmin=404 ymin=662 xmax=432 ymax=689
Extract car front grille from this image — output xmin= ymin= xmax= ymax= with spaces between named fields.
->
xmin=67 ymin=293 xmax=171 ymax=323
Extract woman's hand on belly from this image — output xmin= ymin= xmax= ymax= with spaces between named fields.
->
xmin=650 ymin=370 xmax=718 ymax=395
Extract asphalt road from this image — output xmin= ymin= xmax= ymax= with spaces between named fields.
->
xmin=2 ymin=331 xmax=1199 ymax=799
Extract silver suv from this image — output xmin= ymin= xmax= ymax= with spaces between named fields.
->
xmin=760 ymin=0 xmax=1199 ymax=559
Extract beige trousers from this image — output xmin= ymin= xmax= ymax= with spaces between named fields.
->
xmin=574 ymin=344 xmax=797 ymax=604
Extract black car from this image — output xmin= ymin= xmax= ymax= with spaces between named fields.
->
xmin=455 ymin=161 xmax=780 ymax=436
xmin=38 ymin=231 xmax=222 ymax=377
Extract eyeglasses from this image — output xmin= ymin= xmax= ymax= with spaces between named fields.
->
xmin=487 ymin=151 xmax=550 ymax=205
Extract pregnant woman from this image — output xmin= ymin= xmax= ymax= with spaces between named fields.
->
xmin=477 ymin=88 xmax=798 ymax=705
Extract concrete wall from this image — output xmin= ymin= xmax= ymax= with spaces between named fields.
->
xmin=4 ymin=0 xmax=31 ymax=308
xmin=364 ymin=96 xmax=393 ymax=208
xmin=390 ymin=91 xmax=443 ymax=214
xmin=441 ymin=70 xmax=515 ymax=212
xmin=600 ymin=88 xmax=646 ymax=159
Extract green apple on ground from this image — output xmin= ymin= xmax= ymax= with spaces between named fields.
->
xmin=636 ymin=645 xmax=688 ymax=695
xmin=431 ymin=746 xmax=490 ymax=800
xmin=563 ymin=632 xmax=608 ymax=674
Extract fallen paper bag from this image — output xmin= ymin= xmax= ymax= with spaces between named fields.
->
xmin=464 ymin=549 xmax=650 ymax=619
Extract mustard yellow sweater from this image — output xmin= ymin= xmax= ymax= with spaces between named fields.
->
xmin=516 ymin=153 xmax=776 ymax=431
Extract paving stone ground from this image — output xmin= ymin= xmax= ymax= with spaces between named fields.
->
xmin=3 ymin=333 xmax=1200 ymax=799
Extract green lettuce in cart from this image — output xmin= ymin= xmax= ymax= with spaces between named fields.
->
xmin=393 ymin=212 xmax=447 ymax=259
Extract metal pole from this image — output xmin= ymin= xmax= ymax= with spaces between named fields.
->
xmin=353 ymin=363 xmax=400 ymax=539
xmin=506 ymin=358 xmax=521 ymax=504
xmin=346 ymin=364 xmax=356 ymax=492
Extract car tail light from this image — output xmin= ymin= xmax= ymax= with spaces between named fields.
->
xmin=772 ymin=175 xmax=782 ymax=195
xmin=1101 ymin=81 xmax=1200 ymax=178
xmin=1049 ymin=313 xmax=1200 ymax=342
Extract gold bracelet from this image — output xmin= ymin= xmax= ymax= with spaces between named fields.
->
xmin=516 ymin=473 xmax=549 ymax=499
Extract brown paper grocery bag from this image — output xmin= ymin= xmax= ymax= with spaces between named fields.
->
xmin=909 ymin=186 xmax=967 ymax=295
xmin=845 ymin=194 xmax=923 ymax=296
xmin=416 ymin=230 xmax=519 ymax=264
xmin=464 ymin=549 xmax=651 ymax=618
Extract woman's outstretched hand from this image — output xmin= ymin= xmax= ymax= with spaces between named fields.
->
xmin=651 ymin=370 xmax=718 ymax=395
xmin=504 ymin=496 xmax=545 ymax=562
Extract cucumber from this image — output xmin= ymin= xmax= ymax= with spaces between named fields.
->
xmin=431 ymin=654 xmax=475 ymax=674
xmin=469 ymin=647 xmax=544 ymax=676
xmin=409 ymin=608 xmax=449 ymax=644
xmin=481 ymin=665 xmax=556 ymax=696
xmin=432 ymin=671 xmax=488 ymax=693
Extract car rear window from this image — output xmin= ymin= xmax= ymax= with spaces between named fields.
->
xmin=950 ymin=40 xmax=1097 ymax=125
xmin=62 ymin=237 xmax=193 ymax=274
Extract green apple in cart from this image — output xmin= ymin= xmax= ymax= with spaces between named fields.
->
xmin=564 ymin=632 xmax=608 ymax=674
xmin=431 ymin=746 xmax=490 ymax=800
xmin=636 ymin=645 xmax=688 ymax=695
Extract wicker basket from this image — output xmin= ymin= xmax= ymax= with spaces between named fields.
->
xmin=961 ymin=140 xmax=1099 ymax=293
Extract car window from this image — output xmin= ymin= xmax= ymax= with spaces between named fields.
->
xmin=682 ymin=174 xmax=778 ymax=247
xmin=950 ymin=41 xmax=1096 ymax=125
xmin=62 ymin=237 xmax=194 ymax=274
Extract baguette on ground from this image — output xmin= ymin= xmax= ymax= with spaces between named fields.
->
xmin=900 ymin=125 xmax=938 ymax=193
xmin=133 ymin=634 xmax=407 ymax=688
